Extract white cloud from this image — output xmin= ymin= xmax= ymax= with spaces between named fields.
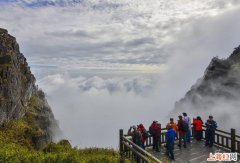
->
xmin=1 ymin=0 xmax=239 ymax=69
xmin=36 ymin=72 xmax=167 ymax=147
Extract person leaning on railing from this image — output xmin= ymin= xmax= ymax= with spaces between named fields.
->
xmin=193 ymin=116 xmax=203 ymax=141
xmin=205 ymin=115 xmax=217 ymax=148
xmin=128 ymin=125 xmax=142 ymax=147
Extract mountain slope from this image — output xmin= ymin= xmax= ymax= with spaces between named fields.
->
xmin=0 ymin=28 xmax=60 ymax=149
xmin=173 ymin=46 xmax=240 ymax=131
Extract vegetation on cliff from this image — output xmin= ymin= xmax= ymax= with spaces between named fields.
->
xmin=0 ymin=92 xmax=120 ymax=163
xmin=0 ymin=138 xmax=120 ymax=163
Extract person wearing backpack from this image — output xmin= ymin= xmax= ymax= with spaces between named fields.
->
xmin=137 ymin=124 xmax=149 ymax=149
xmin=205 ymin=115 xmax=217 ymax=147
xmin=177 ymin=115 xmax=187 ymax=148
xmin=149 ymin=121 xmax=161 ymax=152
xmin=183 ymin=112 xmax=191 ymax=143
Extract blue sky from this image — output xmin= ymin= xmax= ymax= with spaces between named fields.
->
xmin=1 ymin=0 xmax=240 ymax=147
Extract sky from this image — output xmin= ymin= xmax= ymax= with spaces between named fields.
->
xmin=1 ymin=0 xmax=240 ymax=148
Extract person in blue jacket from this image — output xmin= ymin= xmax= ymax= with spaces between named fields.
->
xmin=205 ymin=115 xmax=217 ymax=148
xmin=165 ymin=124 xmax=175 ymax=160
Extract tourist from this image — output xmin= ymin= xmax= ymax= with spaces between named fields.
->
xmin=165 ymin=124 xmax=175 ymax=160
xmin=205 ymin=115 xmax=217 ymax=147
xmin=166 ymin=118 xmax=178 ymax=138
xmin=137 ymin=124 xmax=149 ymax=149
xmin=177 ymin=115 xmax=187 ymax=148
xmin=128 ymin=125 xmax=142 ymax=147
xmin=193 ymin=116 xmax=203 ymax=141
xmin=183 ymin=112 xmax=191 ymax=143
xmin=149 ymin=121 xmax=161 ymax=152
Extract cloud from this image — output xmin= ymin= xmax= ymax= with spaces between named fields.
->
xmin=36 ymin=72 xmax=166 ymax=147
xmin=1 ymin=0 xmax=239 ymax=68
xmin=77 ymin=76 xmax=153 ymax=95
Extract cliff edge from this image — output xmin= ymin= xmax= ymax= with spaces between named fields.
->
xmin=173 ymin=45 xmax=240 ymax=131
xmin=0 ymin=28 xmax=60 ymax=149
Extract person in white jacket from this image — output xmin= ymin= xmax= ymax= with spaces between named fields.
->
xmin=183 ymin=112 xmax=191 ymax=143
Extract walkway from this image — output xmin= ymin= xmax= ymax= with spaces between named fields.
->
xmin=149 ymin=140 xmax=235 ymax=163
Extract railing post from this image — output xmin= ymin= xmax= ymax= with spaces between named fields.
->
xmin=159 ymin=124 xmax=162 ymax=146
xmin=119 ymin=129 xmax=125 ymax=163
xmin=192 ymin=118 xmax=194 ymax=138
xmin=231 ymin=128 xmax=236 ymax=152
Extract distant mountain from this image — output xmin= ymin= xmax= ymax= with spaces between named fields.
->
xmin=0 ymin=28 xmax=61 ymax=149
xmin=172 ymin=46 xmax=240 ymax=131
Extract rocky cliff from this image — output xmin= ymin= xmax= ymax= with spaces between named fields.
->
xmin=0 ymin=28 xmax=60 ymax=149
xmin=173 ymin=46 xmax=240 ymax=130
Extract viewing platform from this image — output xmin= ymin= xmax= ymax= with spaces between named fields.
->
xmin=149 ymin=140 xmax=228 ymax=163
xmin=119 ymin=125 xmax=240 ymax=163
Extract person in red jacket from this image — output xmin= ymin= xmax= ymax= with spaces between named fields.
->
xmin=137 ymin=124 xmax=148 ymax=149
xmin=149 ymin=121 xmax=161 ymax=152
xmin=193 ymin=116 xmax=203 ymax=141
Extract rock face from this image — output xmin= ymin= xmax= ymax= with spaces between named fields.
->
xmin=173 ymin=46 xmax=240 ymax=131
xmin=0 ymin=28 xmax=60 ymax=148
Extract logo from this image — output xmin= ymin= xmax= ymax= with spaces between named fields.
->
xmin=207 ymin=152 xmax=238 ymax=161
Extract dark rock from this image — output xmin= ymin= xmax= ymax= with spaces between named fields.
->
xmin=0 ymin=28 xmax=60 ymax=148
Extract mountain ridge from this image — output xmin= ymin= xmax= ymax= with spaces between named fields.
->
xmin=173 ymin=45 xmax=240 ymax=131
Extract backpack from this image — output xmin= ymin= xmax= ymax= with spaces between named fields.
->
xmin=132 ymin=131 xmax=141 ymax=145
xmin=149 ymin=126 xmax=155 ymax=136
xmin=182 ymin=121 xmax=189 ymax=132
xmin=142 ymin=131 xmax=149 ymax=139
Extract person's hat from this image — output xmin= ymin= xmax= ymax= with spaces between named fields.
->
xmin=138 ymin=124 xmax=143 ymax=128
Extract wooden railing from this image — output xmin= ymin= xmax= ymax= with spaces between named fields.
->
xmin=159 ymin=125 xmax=240 ymax=153
xmin=202 ymin=126 xmax=240 ymax=153
xmin=119 ymin=129 xmax=162 ymax=163
xmin=119 ymin=125 xmax=240 ymax=162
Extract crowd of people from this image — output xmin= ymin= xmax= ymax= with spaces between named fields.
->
xmin=127 ymin=113 xmax=218 ymax=161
